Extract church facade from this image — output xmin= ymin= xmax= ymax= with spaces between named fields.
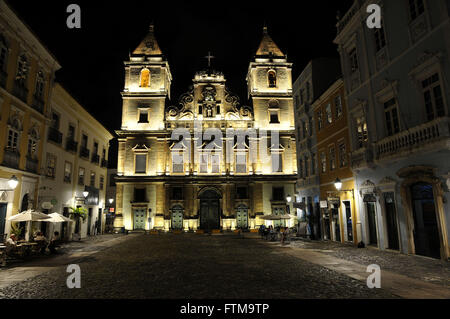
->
xmin=114 ymin=25 xmax=297 ymax=232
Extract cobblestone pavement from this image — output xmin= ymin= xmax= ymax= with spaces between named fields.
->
xmin=0 ymin=233 xmax=397 ymax=299
xmin=289 ymin=239 xmax=450 ymax=287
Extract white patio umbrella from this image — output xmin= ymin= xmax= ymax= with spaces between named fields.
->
xmin=7 ymin=209 xmax=51 ymax=241
xmin=7 ymin=209 xmax=51 ymax=222
xmin=44 ymin=213 xmax=74 ymax=223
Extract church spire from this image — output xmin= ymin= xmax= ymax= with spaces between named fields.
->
xmin=255 ymin=25 xmax=284 ymax=58
xmin=132 ymin=22 xmax=163 ymax=56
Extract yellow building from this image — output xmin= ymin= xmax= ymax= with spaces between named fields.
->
xmin=313 ymin=78 xmax=360 ymax=244
xmin=114 ymin=25 xmax=297 ymax=232
xmin=0 ymin=0 xmax=60 ymax=236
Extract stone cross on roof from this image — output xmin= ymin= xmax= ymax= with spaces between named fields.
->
xmin=204 ymin=51 xmax=215 ymax=68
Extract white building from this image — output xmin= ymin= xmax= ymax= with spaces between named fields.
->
xmin=38 ymin=84 xmax=113 ymax=239
xmin=335 ymin=0 xmax=450 ymax=259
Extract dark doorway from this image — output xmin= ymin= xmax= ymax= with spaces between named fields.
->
xmin=332 ymin=208 xmax=341 ymax=242
xmin=41 ymin=209 xmax=49 ymax=236
xmin=87 ymin=208 xmax=93 ymax=235
xmin=366 ymin=202 xmax=378 ymax=246
xmin=0 ymin=203 xmax=7 ymax=235
xmin=344 ymin=201 xmax=353 ymax=242
xmin=62 ymin=207 xmax=69 ymax=240
xmin=411 ymin=183 xmax=440 ymax=259
xmin=322 ymin=210 xmax=331 ymax=240
xmin=384 ymin=193 xmax=399 ymax=250
xmin=199 ymin=190 xmax=220 ymax=231
xmin=19 ymin=194 xmax=29 ymax=239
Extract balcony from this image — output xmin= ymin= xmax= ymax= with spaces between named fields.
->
xmin=0 ymin=70 xmax=7 ymax=88
xmin=25 ymin=156 xmax=39 ymax=174
xmin=79 ymin=146 xmax=90 ymax=159
xmin=32 ymin=95 xmax=44 ymax=113
xmin=101 ymin=158 xmax=108 ymax=168
xmin=13 ymin=81 xmax=28 ymax=103
xmin=376 ymin=117 xmax=450 ymax=162
xmin=47 ymin=126 xmax=63 ymax=145
xmin=336 ymin=0 xmax=358 ymax=35
xmin=65 ymin=138 xmax=78 ymax=153
xmin=91 ymin=154 xmax=100 ymax=165
xmin=2 ymin=148 xmax=20 ymax=169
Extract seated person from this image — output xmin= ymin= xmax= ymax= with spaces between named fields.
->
xmin=5 ymin=234 xmax=19 ymax=255
xmin=34 ymin=232 xmax=48 ymax=254
xmin=48 ymin=231 xmax=60 ymax=254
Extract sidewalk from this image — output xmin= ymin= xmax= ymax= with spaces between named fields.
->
xmin=0 ymin=234 xmax=133 ymax=290
xmin=265 ymin=238 xmax=450 ymax=299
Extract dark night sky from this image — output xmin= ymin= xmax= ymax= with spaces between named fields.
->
xmin=8 ymin=0 xmax=353 ymax=166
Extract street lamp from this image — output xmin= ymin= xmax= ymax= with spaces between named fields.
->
xmin=83 ymin=191 xmax=89 ymax=198
xmin=0 ymin=175 xmax=19 ymax=191
xmin=334 ymin=178 xmax=343 ymax=191
xmin=286 ymin=194 xmax=292 ymax=203
xmin=108 ymin=198 xmax=114 ymax=205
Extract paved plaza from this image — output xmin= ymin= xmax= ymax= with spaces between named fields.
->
xmin=0 ymin=233 xmax=448 ymax=299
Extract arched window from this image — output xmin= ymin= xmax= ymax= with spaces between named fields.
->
xmin=0 ymin=34 xmax=9 ymax=72
xmin=140 ymin=68 xmax=150 ymax=87
xmin=268 ymin=70 xmax=277 ymax=88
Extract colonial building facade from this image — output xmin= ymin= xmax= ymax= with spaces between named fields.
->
xmin=313 ymin=78 xmax=359 ymax=244
xmin=0 ymin=0 xmax=60 ymax=236
xmin=293 ymin=58 xmax=341 ymax=239
xmin=39 ymin=84 xmax=113 ymax=240
xmin=114 ymin=25 xmax=297 ymax=232
xmin=335 ymin=0 xmax=450 ymax=259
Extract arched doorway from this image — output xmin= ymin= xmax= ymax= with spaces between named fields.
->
xmin=236 ymin=205 xmax=248 ymax=229
xmin=411 ymin=182 xmax=440 ymax=259
xmin=171 ymin=205 xmax=184 ymax=230
xmin=199 ymin=189 xmax=221 ymax=231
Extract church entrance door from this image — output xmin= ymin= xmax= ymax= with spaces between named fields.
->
xmin=171 ymin=206 xmax=184 ymax=230
xmin=236 ymin=205 xmax=248 ymax=229
xmin=199 ymin=190 xmax=220 ymax=231
xmin=133 ymin=208 xmax=146 ymax=230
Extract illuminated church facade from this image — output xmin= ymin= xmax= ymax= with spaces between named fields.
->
xmin=114 ymin=25 xmax=297 ymax=232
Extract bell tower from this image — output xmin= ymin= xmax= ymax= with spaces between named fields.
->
xmin=247 ymin=26 xmax=294 ymax=130
xmin=121 ymin=24 xmax=172 ymax=131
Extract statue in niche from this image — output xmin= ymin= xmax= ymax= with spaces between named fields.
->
xmin=206 ymin=106 xmax=213 ymax=118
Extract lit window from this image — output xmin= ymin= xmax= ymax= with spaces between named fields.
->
xmin=320 ymin=152 xmax=326 ymax=174
xmin=140 ymin=68 xmax=150 ymax=87
xmin=317 ymin=110 xmax=323 ymax=131
xmin=326 ymin=104 xmax=333 ymax=124
xmin=90 ymin=171 xmax=96 ymax=187
xmin=356 ymin=116 xmax=368 ymax=148
xmin=78 ymin=167 xmax=85 ymax=186
xmin=64 ymin=161 xmax=72 ymax=183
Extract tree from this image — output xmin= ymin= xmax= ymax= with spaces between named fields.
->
xmin=69 ymin=207 xmax=87 ymax=235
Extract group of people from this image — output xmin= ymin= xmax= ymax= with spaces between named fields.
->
xmin=4 ymin=231 xmax=61 ymax=256
xmin=259 ymin=225 xmax=291 ymax=244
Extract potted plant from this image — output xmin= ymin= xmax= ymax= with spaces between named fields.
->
xmin=10 ymin=222 xmax=22 ymax=238
xmin=69 ymin=207 xmax=87 ymax=241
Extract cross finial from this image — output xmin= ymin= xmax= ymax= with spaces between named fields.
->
xmin=204 ymin=51 xmax=215 ymax=68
